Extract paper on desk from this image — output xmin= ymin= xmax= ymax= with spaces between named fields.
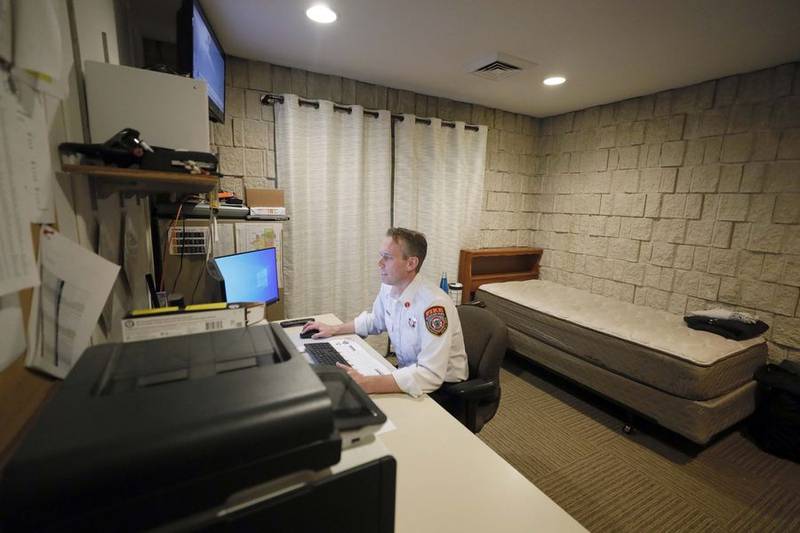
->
xmin=0 ymin=80 xmax=40 ymax=297
xmin=0 ymin=293 xmax=26 ymax=372
xmin=0 ymin=82 xmax=55 ymax=223
xmin=26 ymin=227 xmax=120 ymax=379
xmin=376 ymin=418 xmax=397 ymax=436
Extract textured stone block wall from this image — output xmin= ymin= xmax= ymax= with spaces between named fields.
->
xmin=531 ymin=64 xmax=800 ymax=360
xmin=210 ymin=56 xmax=536 ymax=249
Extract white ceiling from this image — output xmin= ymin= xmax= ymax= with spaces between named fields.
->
xmin=173 ymin=1 xmax=800 ymax=117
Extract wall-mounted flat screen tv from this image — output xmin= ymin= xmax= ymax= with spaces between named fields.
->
xmin=177 ymin=0 xmax=226 ymax=123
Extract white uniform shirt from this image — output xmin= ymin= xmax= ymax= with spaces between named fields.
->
xmin=354 ymin=276 xmax=468 ymax=398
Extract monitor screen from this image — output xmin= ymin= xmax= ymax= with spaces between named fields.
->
xmin=214 ymin=248 xmax=279 ymax=304
xmin=192 ymin=3 xmax=225 ymax=118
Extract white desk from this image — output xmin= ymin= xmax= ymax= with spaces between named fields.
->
xmin=286 ymin=314 xmax=586 ymax=533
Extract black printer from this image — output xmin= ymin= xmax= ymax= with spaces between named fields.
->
xmin=0 ymin=324 xmax=395 ymax=532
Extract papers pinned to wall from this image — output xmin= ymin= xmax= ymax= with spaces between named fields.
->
xmin=0 ymin=72 xmax=56 ymax=225
xmin=12 ymin=0 xmax=70 ymax=100
xmin=0 ymin=77 xmax=40 ymax=297
xmin=26 ymin=227 xmax=120 ymax=379
xmin=0 ymin=293 xmax=26 ymax=372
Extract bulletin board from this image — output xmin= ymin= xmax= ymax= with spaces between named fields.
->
xmin=0 ymin=0 xmax=82 ymax=462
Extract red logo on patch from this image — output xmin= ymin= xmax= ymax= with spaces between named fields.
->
xmin=424 ymin=306 xmax=448 ymax=336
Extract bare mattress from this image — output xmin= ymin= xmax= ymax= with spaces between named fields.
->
xmin=477 ymin=280 xmax=767 ymax=401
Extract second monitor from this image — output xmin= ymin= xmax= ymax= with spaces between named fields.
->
xmin=212 ymin=247 xmax=279 ymax=304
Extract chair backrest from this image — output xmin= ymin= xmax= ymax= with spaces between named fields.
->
xmin=457 ymin=305 xmax=508 ymax=382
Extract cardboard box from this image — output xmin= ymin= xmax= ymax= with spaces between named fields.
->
xmin=121 ymin=303 xmax=265 ymax=343
xmin=247 ymin=188 xmax=284 ymax=207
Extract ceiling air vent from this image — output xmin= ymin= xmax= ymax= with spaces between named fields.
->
xmin=467 ymin=52 xmax=537 ymax=81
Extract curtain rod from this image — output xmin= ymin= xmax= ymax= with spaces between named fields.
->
xmin=260 ymin=94 xmax=481 ymax=131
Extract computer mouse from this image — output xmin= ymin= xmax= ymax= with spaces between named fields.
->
xmin=300 ymin=328 xmax=320 ymax=339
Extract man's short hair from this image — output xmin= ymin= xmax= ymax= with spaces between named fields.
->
xmin=386 ymin=227 xmax=427 ymax=273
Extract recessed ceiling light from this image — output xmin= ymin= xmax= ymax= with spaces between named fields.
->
xmin=543 ymin=76 xmax=566 ymax=86
xmin=306 ymin=4 xmax=337 ymax=23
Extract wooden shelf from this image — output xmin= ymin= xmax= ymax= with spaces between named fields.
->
xmin=458 ymin=247 xmax=543 ymax=304
xmin=61 ymin=165 xmax=219 ymax=196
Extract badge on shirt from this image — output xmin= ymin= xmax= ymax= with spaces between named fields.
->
xmin=424 ymin=305 xmax=448 ymax=336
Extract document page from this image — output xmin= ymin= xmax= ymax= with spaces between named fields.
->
xmin=0 ymin=78 xmax=39 ymax=296
xmin=26 ymin=227 xmax=120 ymax=378
xmin=329 ymin=337 xmax=395 ymax=377
xmin=0 ymin=89 xmax=56 ymax=223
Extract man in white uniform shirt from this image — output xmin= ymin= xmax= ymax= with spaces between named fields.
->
xmin=301 ymin=228 xmax=468 ymax=397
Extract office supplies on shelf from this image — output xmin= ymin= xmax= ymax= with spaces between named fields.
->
xmin=245 ymin=213 xmax=290 ymax=221
xmin=249 ymin=206 xmax=287 ymax=216
xmin=60 ymin=128 xmax=218 ymax=174
xmin=59 ymin=128 xmax=153 ymax=167
xmin=155 ymin=201 xmax=250 ymax=219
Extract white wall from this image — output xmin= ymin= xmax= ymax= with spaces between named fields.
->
xmin=72 ymin=0 xmax=120 ymax=65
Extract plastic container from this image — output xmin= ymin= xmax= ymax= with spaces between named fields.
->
xmin=448 ymin=282 xmax=463 ymax=305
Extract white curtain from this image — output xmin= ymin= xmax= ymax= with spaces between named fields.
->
xmin=393 ymin=116 xmax=487 ymax=285
xmin=275 ymin=95 xmax=392 ymax=320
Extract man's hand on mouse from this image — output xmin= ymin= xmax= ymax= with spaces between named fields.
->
xmin=301 ymin=321 xmax=338 ymax=339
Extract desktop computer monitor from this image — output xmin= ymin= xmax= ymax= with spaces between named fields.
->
xmin=212 ymin=248 xmax=279 ymax=304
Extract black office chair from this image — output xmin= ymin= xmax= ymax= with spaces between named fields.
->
xmin=432 ymin=304 xmax=508 ymax=433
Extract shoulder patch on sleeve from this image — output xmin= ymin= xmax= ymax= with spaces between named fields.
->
xmin=424 ymin=305 xmax=448 ymax=336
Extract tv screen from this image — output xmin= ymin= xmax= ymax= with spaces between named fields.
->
xmin=213 ymin=248 xmax=279 ymax=305
xmin=178 ymin=0 xmax=226 ymax=122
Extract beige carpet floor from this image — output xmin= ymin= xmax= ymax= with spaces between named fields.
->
xmin=477 ymin=354 xmax=800 ymax=533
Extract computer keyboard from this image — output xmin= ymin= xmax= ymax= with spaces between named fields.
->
xmin=302 ymin=338 xmax=392 ymax=377
xmin=305 ymin=342 xmax=349 ymax=367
